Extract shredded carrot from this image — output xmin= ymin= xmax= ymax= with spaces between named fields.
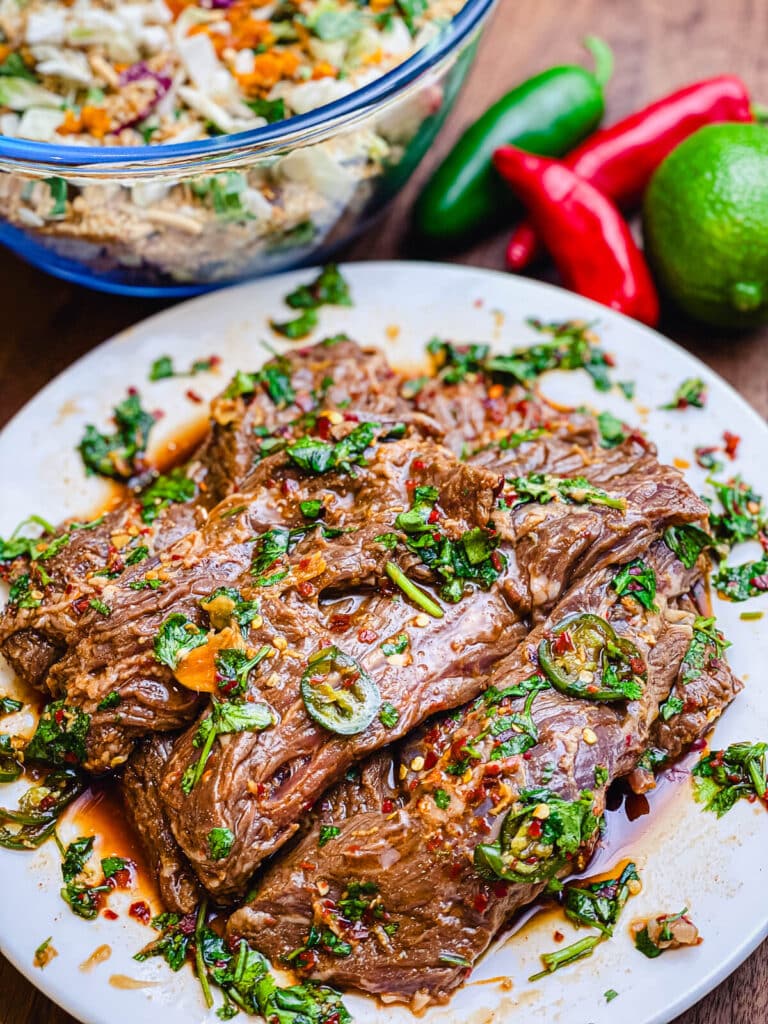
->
xmin=81 ymin=105 xmax=112 ymax=139
xmin=0 ymin=44 xmax=11 ymax=64
xmin=312 ymin=60 xmax=338 ymax=80
xmin=370 ymin=0 xmax=392 ymax=9
xmin=56 ymin=109 xmax=82 ymax=135
xmin=363 ymin=47 xmax=384 ymax=65
xmin=236 ymin=49 xmax=301 ymax=93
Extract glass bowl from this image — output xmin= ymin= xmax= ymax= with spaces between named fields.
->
xmin=0 ymin=0 xmax=495 ymax=296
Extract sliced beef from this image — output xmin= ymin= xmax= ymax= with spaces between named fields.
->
xmin=0 ymin=500 xmax=200 ymax=690
xmin=155 ymin=441 xmax=706 ymax=900
xmin=199 ymin=336 xmax=411 ymax=500
xmin=122 ymin=735 xmax=201 ymax=915
xmin=229 ymin=543 xmax=717 ymax=1004
xmin=0 ymin=338 xmax=408 ymax=691
xmin=627 ymin=594 xmax=742 ymax=793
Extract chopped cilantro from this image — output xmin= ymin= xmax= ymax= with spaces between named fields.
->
xmin=318 ymin=825 xmax=341 ymax=847
xmin=207 ymin=827 xmax=235 ymax=860
xmin=78 ymin=392 xmax=155 ymax=481
xmin=379 ymin=702 xmax=399 ymax=728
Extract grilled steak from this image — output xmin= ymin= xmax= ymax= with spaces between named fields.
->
xmin=0 ymin=338 xmax=408 ymax=691
xmin=229 ymin=542 xmax=736 ymax=1003
xmin=152 ymin=430 xmax=707 ymax=899
xmin=122 ymin=735 xmax=201 ymax=915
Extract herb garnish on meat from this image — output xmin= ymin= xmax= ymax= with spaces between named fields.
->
xmin=25 ymin=701 xmax=90 ymax=766
xmin=154 ymin=614 xmax=208 ymax=670
xmin=612 ymin=559 xmax=658 ymax=610
xmin=474 ymin=788 xmax=600 ymax=885
xmin=181 ymin=699 xmax=275 ymax=794
xmin=503 ymin=473 xmax=626 ymax=511
xmin=139 ymin=469 xmax=197 ymax=524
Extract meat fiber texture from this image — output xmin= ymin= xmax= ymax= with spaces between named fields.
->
xmin=229 ymin=542 xmax=741 ymax=1005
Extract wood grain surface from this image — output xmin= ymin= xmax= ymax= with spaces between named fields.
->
xmin=1 ymin=1 xmax=767 ymax=1021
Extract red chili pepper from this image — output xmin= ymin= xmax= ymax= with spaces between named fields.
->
xmin=723 ymin=431 xmax=741 ymax=459
xmin=507 ymin=76 xmax=754 ymax=270
xmin=494 ymin=147 xmax=659 ymax=326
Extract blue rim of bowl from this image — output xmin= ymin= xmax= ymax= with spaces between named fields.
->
xmin=0 ymin=0 xmax=496 ymax=170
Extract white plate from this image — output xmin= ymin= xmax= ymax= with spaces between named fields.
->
xmin=1 ymin=262 xmax=766 ymax=1024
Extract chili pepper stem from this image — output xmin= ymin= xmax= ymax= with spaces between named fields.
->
xmin=583 ymin=36 xmax=614 ymax=88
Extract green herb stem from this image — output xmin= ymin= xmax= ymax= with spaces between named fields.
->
xmin=385 ymin=561 xmax=443 ymax=618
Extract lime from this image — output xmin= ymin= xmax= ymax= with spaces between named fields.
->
xmin=643 ymin=122 xmax=768 ymax=329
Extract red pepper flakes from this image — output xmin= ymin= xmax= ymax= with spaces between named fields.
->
xmin=329 ymin=614 xmax=352 ymax=632
xmin=630 ymin=656 xmax=646 ymax=675
xmin=297 ymin=950 xmax=319 ymax=970
xmin=281 ymin=478 xmax=298 ymax=495
xmin=358 ymin=628 xmax=377 ymax=644
xmin=723 ymin=431 xmax=741 ymax=459
xmin=449 ymin=860 xmax=463 ymax=880
xmin=405 ymin=478 xmax=417 ymax=491
xmin=297 ymin=581 xmax=314 ymax=598
xmin=553 ymin=929 xmax=565 ymax=942
xmin=103 ymin=908 xmax=118 ymax=921
xmin=127 ymin=386 xmax=138 ymax=396
xmin=129 ymin=901 xmax=151 ymax=925
xmin=54 ymin=708 xmax=65 ymax=725
xmin=424 ymin=750 xmax=438 ymax=770
xmin=316 ymin=416 xmax=332 ymax=440
xmin=427 ymin=507 xmax=440 ymax=524
xmin=185 ymin=388 xmax=203 ymax=404
xmin=473 ymin=892 xmax=489 ymax=914
xmin=426 ymin=834 xmax=442 ymax=852
xmin=381 ymin=799 xmax=395 ymax=814
xmin=109 ymin=866 xmax=133 ymax=890
xmin=432 ymin=532 xmax=442 ymax=543
xmin=343 ymin=412 xmax=359 ymax=422
xmin=298 ymin=557 xmax=310 ymax=571
xmin=71 ymin=597 xmax=90 ymax=616
xmin=412 ymin=458 xmax=426 ymax=472
xmin=492 ymin=882 xmax=508 ymax=898
xmin=552 ymin=630 xmax=574 ymax=656
xmin=299 ymin=860 xmax=316 ymax=871
xmin=490 ymin=550 xmax=504 ymax=573
xmin=528 ymin=818 xmax=543 ymax=838
xmin=604 ymin=352 xmax=616 ymax=367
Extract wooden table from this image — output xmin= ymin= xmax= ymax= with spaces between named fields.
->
xmin=1 ymin=1 xmax=766 ymax=1021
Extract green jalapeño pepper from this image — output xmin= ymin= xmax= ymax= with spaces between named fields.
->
xmin=415 ymin=37 xmax=613 ymax=241
xmin=300 ymin=646 xmax=380 ymax=736
xmin=474 ymin=788 xmax=598 ymax=884
xmin=538 ymin=613 xmax=645 ymax=702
